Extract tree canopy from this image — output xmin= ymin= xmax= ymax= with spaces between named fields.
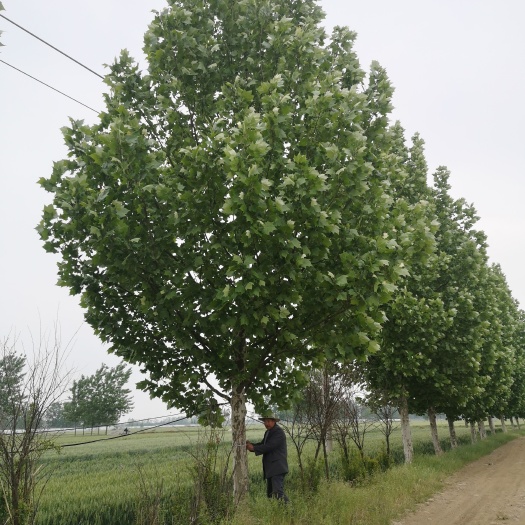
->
xmin=38 ymin=0 xmax=412 ymax=416
xmin=63 ymin=363 xmax=133 ymax=428
xmin=37 ymin=0 xmax=429 ymax=498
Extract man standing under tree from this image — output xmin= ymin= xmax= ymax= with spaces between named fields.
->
xmin=246 ymin=414 xmax=289 ymax=503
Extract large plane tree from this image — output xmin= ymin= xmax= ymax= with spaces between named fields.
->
xmin=38 ymin=0 xmax=411 ymax=500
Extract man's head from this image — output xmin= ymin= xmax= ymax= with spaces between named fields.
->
xmin=261 ymin=417 xmax=276 ymax=430
xmin=258 ymin=413 xmax=280 ymax=430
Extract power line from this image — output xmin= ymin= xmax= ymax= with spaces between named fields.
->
xmin=0 ymin=13 xmax=104 ymax=79
xmin=35 ymin=412 xmax=189 ymax=434
xmin=61 ymin=415 xmax=189 ymax=448
xmin=0 ymin=59 xmax=99 ymax=113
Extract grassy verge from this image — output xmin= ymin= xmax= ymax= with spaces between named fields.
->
xmin=229 ymin=430 xmax=524 ymax=525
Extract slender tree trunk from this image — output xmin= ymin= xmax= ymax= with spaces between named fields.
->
xmin=11 ymin=477 xmax=20 ymax=525
xmin=447 ymin=416 xmax=458 ymax=448
xmin=231 ymin=384 xmax=248 ymax=504
xmin=427 ymin=407 xmax=443 ymax=455
xmin=322 ymin=439 xmax=330 ymax=480
xmin=488 ymin=416 xmax=495 ymax=434
xmin=470 ymin=421 xmax=477 ymax=443
xmin=398 ymin=395 xmax=413 ymax=464
xmin=295 ymin=446 xmax=305 ymax=484
xmin=500 ymin=415 xmax=507 ymax=433
xmin=326 ymin=427 xmax=333 ymax=453
xmin=515 ymin=417 xmax=521 ymax=430
xmin=314 ymin=440 xmax=322 ymax=461
xmin=477 ymin=420 xmax=486 ymax=439
xmin=336 ymin=432 xmax=349 ymax=462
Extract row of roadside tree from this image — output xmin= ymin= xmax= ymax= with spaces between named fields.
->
xmin=36 ymin=0 xmax=524 ymax=500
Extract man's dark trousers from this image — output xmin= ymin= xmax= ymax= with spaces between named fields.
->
xmin=266 ymin=473 xmax=289 ymax=502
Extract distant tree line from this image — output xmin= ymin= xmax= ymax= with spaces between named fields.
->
xmin=0 ymin=358 xmax=134 ymax=431
xmin=43 ymin=363 xmax=134 ymax=429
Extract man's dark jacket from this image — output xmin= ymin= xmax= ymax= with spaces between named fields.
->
xmin=252 ymin=423 xmax=288 ymax=479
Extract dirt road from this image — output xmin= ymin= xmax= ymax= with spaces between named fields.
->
xmin=392 ymin=436 xmax=525 ymax=525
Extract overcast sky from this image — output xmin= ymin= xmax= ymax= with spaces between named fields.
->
xmin=1 ymin=1 xmax=524 ymax=420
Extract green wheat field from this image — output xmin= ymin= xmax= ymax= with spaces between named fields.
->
xmin=33 ymin=420 xmax=521 ymax=525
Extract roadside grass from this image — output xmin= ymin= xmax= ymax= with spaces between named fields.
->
xmin=33 ymin=421 xmax=524 ymax=524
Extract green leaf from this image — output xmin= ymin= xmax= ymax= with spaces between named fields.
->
xmin=42 ymin=204 xmax=56 ymax=220
xmin=382 ymin=281 xmax=397 ymax=293
xmin=279 ymin=306 xmax=290 ymax=318
xmin=262 ymin=221 xmax=276 ymax=234
xmin=89 ymin=226 xmax=101 ymax=237
xmin=289 ymin=238 xmax=301 ymax=249
xmin=357 ymin=332 xmax=370 ymax=345
xmin=368 ymin=340 xmax=380 ymax=353
xmin=335 ymin=275 xmax=347 ymax=286
xmin=297 ymin=256 xmax=312 ymax=268
xmin=113 ymin=200 xmax=129 ymax=218
xmin=222 ymin=199 xmax=234 ymax=215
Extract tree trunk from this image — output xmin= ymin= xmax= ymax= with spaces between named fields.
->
xmin=398 ymin=395 xmax=413 ymax=464
xmin=339 ymin=435 xmax=349 ymax=462
xmin=470 ymin=421 xmax=477 ymax=443
xmin=447 ymin=416 xmax=458 ymax=448
xmin=295 ymin=445 xmax=305 ymax=485
xmin=11 ymin=477 xmax=19 ymax=525
xmin=488 ymin=416 xmax=495 ymax=434
xmin=515 ymin=417 xmax=521 ymax=430
xmin=477 ymin=420 xmax=486 ymax=439
xmin=314 ymin=440 xmax=322 ymax=461
xmin=231 ymin=385 xmax=249 ymax=504
xmin=322 ymin=439 xmax=330 ymax=480
xmin=500 ymin=415 xmax=507 ymax=433
xmin=326 ymin=428 xmax=333 ymax=453
xmin=428 ymin=407 xmax=443 ymax=455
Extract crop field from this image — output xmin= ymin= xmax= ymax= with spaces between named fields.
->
xmin=33 ymin=420 xmax=503 ymax=524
